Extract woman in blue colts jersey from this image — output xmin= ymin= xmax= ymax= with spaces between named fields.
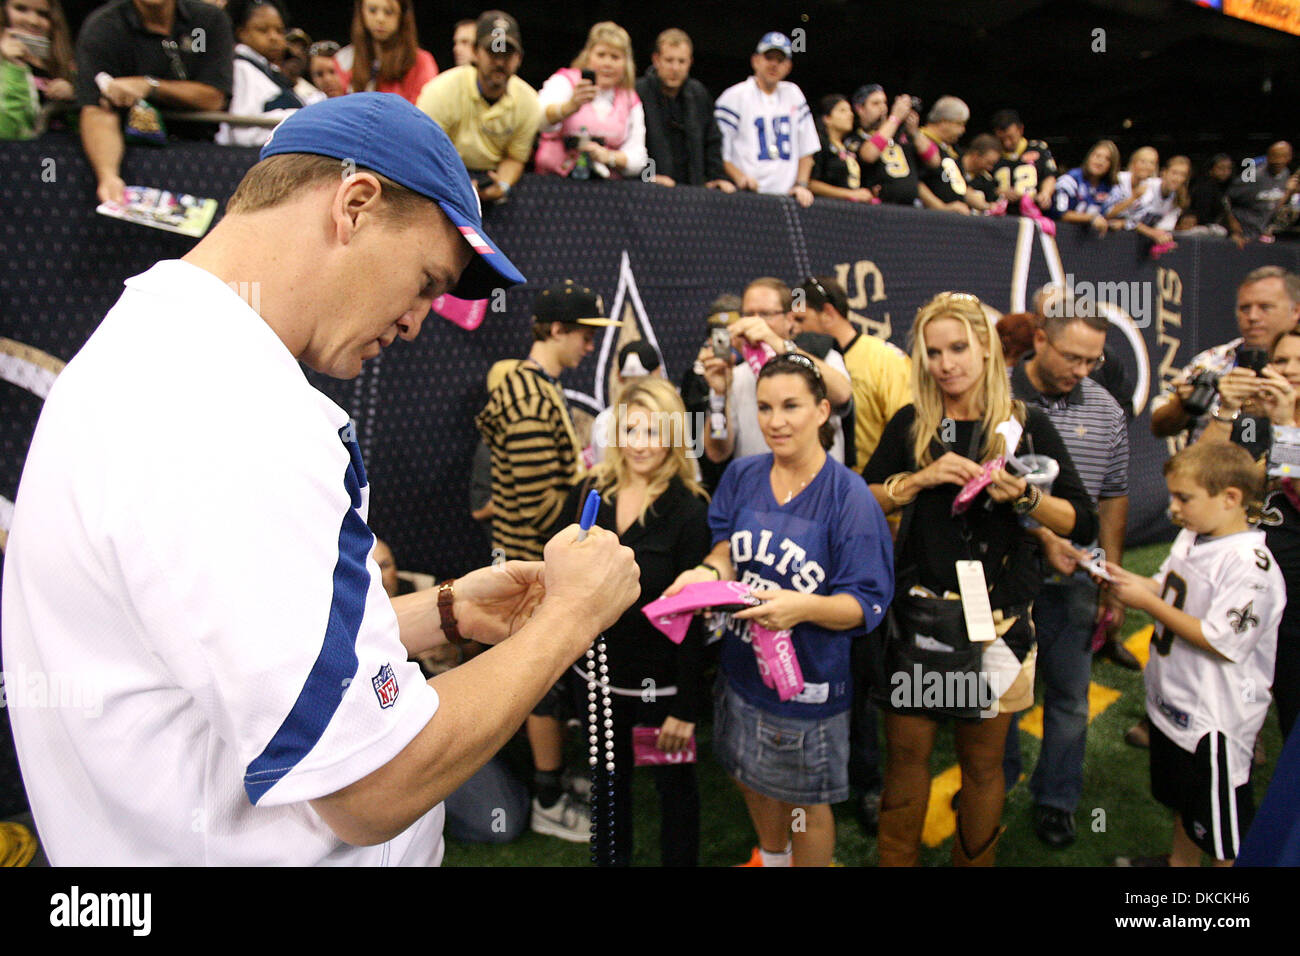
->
xmin=1051 ymin=139 xmax=1121 ymax=234
xmin=665 ymin=353 xmax=893 ymax=867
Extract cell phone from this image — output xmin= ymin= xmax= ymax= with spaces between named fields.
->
xmin=12 ymin=31 xmax=50 ymax=61
xmin=910 ymin=96 xmax=923 ymax=112
xmin=1237 ymin=347 xmax=1270 ymax=375
xmin=581 ymin=69 xmax=596 ymax=84
xmin=1268 ymin=425 xmax=1300 ymax=478
xmin=710 ymin=326 xmax=731 ymax=360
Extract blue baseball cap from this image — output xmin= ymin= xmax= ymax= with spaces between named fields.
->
xmin=259 ymin=92 xmax=525 ymax=300
xmin=755 ymin=32 xmax=792 ymax=57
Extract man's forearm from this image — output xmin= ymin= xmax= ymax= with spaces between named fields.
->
xmin=150 ymin=79 xmax=227 ymax=111
xmin=80 ymin=105 xmax=124 ymax=182
xmin=795 ymin=154 xmax=813 ymax=186
xmin=809 ymin=354 xmax=851 ymax=407
xmin=496 ymin=157 xmax=525 ymax=188
xmin=917 ymin=181 xmax=945 ymax=210
xmin=1151 ymin=394 xmax=1191 ymax=437
xmin=310 ymin=599 xmax=600 ymax=846
xmin=702 ymin=394 xmax=735 ymax=463
xmin=391 ymin=588 xmax=445 ymax=657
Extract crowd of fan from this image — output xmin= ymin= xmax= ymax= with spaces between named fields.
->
xmin=458 ymin=266 xmax=1300 ymax=867
xmin=3 ymin=0 xmax=1298 ymax=242
xmin=7 ymin=0 xmax=1300 ymax=868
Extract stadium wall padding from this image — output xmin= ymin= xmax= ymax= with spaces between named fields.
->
xmin=4 ymin=133 xmax=1300 ymax=589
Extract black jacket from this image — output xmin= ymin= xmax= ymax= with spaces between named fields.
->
xmin=636 ymin=67 xmax=725 ymax=186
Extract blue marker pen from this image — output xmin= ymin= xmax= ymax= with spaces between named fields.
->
xmin=576 ymin=488 xmax=601 ymax=541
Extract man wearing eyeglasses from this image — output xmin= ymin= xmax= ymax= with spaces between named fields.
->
xmin=700 ymin=276 xmax=852 ymax=465
xmin=74 ymin=0 xmax=235 ymax=203
xmin=1003 ymin=305 xmax=1132 ymax=848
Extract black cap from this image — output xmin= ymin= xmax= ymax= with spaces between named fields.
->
xmin=476 ymin=10 xmax=523 ymax=53
xmin=616 ymin=341 xmax=661 ymax=377
xmin=531 ymin=281 xmax=622 ymax=327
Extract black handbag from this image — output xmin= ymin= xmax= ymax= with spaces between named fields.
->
xmin=879 ymin=591 xmax=993 ymax=719
xmin=873 ymin=421 xmax=1005 ymax=719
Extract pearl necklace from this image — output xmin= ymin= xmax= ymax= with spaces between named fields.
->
xmin=585 ymin=637 xmax=615 ymax=865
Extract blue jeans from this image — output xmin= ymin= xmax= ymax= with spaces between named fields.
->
xmin=1004 ymin=574 xmax=1097 ymax=812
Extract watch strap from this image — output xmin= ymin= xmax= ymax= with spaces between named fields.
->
xmin=437 ymin=579 xmax=468 ymax=646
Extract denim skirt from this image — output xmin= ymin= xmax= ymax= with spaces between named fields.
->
xmin=712 ymin=678 xmax=850 ymax=805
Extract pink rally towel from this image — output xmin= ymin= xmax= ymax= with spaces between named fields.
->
xmin=642 ymin=580 xmax=758 ymax=644
xmin=432 ymin=293 xmax=488 ymax=330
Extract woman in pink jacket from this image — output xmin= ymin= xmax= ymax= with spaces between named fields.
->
xmin=535 ymin=22 xmax=646 ymax=180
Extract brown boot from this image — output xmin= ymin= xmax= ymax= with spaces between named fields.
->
xmin=876 ymin=799 xmax=928 ymax=867
xmin=951 ymin=819 xmax=1005 ymax=867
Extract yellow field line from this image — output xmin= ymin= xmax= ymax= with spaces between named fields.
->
xmin=921 ymin=625 xmax=1154 ymax=847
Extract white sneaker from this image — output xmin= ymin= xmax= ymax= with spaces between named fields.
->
xmin=530 ymin=793 xmax=592 ymax=843
xmin=563 ymin=768 xmax=592 ymax=804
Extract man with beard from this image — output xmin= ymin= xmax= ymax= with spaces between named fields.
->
xmin=1229 ymin=141 xmax=1296 ymax=241
xmin=417 ymin=10 xmax=539 ymax=205
xmin=1002 ymin=307 xmax=1131 ymax=847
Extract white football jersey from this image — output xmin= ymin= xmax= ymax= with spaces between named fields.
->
xmin=714 ymin=77 xmax=819 ymax=195
xmin=1144 ymin=528 xmax=1285 ymax=787
xmin=3 ymin=261 xmax=442 ymax=865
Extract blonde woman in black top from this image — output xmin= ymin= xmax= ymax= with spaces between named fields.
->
xmin=863 ymin=292 xmax=1097 ymax=866
xmin=562 ymin=377 xmax=710 ymax=865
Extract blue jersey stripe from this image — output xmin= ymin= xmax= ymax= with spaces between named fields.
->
xmin=715 ymin=104 xmax=740 ymax=121
xmin=715 ymin=114 xmax=738 ymax=132
xmin=244 ymin=430 xmax=373 ymax=804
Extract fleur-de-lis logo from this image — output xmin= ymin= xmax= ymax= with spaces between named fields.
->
xmin=1227 ymin=601 xmax=1259 ymax=635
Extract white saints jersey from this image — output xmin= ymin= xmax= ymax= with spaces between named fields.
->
xmin=714 ymin=77 xmax=820 ymax=195
xmin=1145 ymin=528 xmax=1285 ymax=787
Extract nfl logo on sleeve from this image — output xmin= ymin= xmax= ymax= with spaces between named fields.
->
xmin=372 ymin=663 xmax=399 ymax=708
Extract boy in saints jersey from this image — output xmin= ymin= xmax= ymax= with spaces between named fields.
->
xmin=1103 ymin=442 xmax=1284 ymax=866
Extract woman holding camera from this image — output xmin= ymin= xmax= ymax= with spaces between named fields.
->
xmin=1198 ymin=328 xmax=1300 ymax=740
xmin=665 ymin=353 xmax=893 ymax=866
xmin=535 ymin=21 xmax=645 ymax=179
xmin=863 ymin=291 xmax=1096 ymax=866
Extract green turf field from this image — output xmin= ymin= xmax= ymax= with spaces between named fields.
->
xmin=443 ymin=539 xmax=1284 ymax=866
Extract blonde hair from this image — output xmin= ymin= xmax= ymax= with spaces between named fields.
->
xmin=588 ymin=378 xmax=706 ymax=524
xmin=908 ymin=291 xmax=1023 ymax=467
xmin=572 ymin=21 xmax=636 ymax=89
